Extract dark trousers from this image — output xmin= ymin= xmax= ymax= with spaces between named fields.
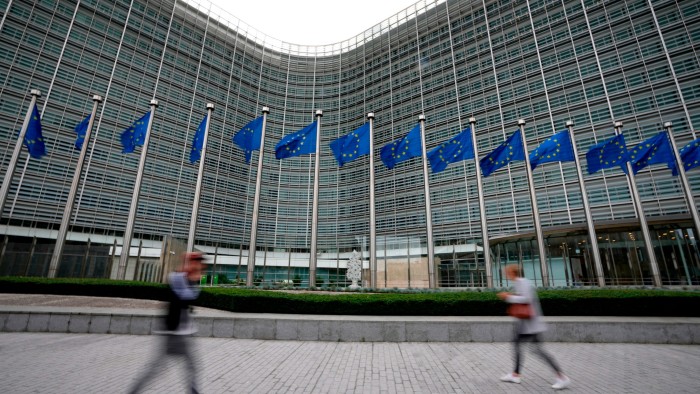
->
xmin=129 ymin=334 xmax=198 ymax=393
xmin=513 ymin=322 xmax=561 ymax=374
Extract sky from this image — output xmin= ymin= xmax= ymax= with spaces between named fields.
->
xmin=199 ymin=0 xmax=420 ymax=45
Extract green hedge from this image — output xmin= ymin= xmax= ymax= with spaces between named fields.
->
xmin=0 ymin=277 xmax=170 ymax=301
xmin=1 ymin=277 xmax=699 ymax=317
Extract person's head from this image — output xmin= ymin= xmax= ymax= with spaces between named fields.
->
xmin=182 ymin=252 xmax=206 ymax=281
xmin=504 ymin=264 xmax=522 ymax=280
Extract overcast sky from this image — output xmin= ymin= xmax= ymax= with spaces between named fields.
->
xmin=199 ymin=0 xmax=420 ymax=45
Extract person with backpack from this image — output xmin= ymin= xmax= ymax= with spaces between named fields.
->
xmin=130 ymin=252 xmax=206 ymax=394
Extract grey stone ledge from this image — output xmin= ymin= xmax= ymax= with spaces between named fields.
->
xmin=1 ymin=308 xmax=698 ymax=344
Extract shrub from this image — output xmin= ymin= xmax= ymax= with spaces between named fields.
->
xmin=1 ymin=276 xmax=698 ymax=317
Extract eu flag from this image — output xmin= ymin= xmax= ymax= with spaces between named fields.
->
xmin=275 ymin=121 xmax=317 ymax=159
xmin=380 ymin=124 xmax=422 ymax=169
xmin=74 ymin=114 xmax=91 ymax=150
xmin=24 ymin=104 xmax=46 ymax=159
xmin=329 ymin=122 xmax=370 ymax=167
xmin=479 ymin=129 xmax=525 ymax=177
xmin=232 ymin=116 xmax=263 ymax=163
xmin=585 ymin=133 xmax=629 ymax=174
xmin=427 ymin=126 xmax=474 ymax=173
xmin=529 ymin=130 xmax=575 ymax=170
xmin=189 ymin=115 xmax=207 ymax=163
xmin=672 ymin=137 xmax=700 ymax=175
xmin=120 ymin=111 xmax=151 ymax=153
xmin=628 ymin=131 xmax=675 ymax=175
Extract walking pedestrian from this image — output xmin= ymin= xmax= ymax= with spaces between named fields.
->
xmin=498 ymin=264 xmax=571 ymax=390
xmin=129 ymin=251 xmax=206 ymax=394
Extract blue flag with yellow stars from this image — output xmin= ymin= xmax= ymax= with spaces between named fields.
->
xmin=233 ymin=116 xmax=263 ymax=163
xmin=23 ymin=104 xmax=46 ymax=159
xmin=529 ymin=130 xmax=575 ymax=170
xmin=120 ymin=111 xmax=151 ymax=153
xmin=628 ymin=131 xmax=675 ymax=175
xmin=585 ymin=133 xmax=629 ymax=174
xmin=479 ymin=129 xmax=525 ymax=177
xmin=329 ymin=122 xmax=370 ymax=167
xmin=275 ymin=120 xmax=317 ymax=159
xmin=380 ymin=124 xmax=422 ymax=169
xmin=189 ymin=115 xmax=207 ymax=163
xmin=672 ymin=137 xmax=700 ymax=175
xmin=427 ymin=126 xmax=474 ymax=173
xmin=74 ymin=114 xmax=91 ymax=150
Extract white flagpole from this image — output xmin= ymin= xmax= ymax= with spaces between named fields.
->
xmin=418 ymin=115 xmax=436 ymax=288
xmin=48 ymin=95 xmax=103 ymax=278
xmin=309 ymin=109 xmax=322 ymax=287
xmin=247 ymin=107 xmax=269 ymax=286
xmin=520 ymin=119 xmax=550 ymax=286
xmin=0 ymin=89 xmax=41 ymax=220
xmin=368 ymin=112 xmax=377 ymax=288
xmin=664 ymin=122 xmax=700 ymax=252
xmin=469 ymin=117 xmax=492 ymax=287
xmin=566 ymin=121 xmax=605 ymax=286
xmin=117 ymin=99 xmax=158 ymax=280
xmin=187 ymin=103 xmax=214 ymax=252
xmin=615 ymin=121 xmax=661 ymax=286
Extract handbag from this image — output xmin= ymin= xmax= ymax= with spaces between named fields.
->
xmin=507 ymin=303 xmax=533 ymax=319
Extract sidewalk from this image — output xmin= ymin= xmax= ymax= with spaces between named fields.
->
xmin=1 ymin=294 xmax=699 ymax=393
xmin=1 ymin=332 xmax=698 ymax=393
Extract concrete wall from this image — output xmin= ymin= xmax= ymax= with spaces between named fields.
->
xmin=2 ymin=309 xmax=697 ymax=344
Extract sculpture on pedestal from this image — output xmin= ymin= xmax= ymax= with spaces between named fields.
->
xmin=346 ymin=250 xmax=362 ymax=289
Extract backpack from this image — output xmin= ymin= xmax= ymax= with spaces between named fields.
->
xmin=165 ymin=287 xmax=188 ymax=331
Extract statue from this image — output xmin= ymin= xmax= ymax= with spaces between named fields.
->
xmin=346 ymin=250 xmax=362 ymax=289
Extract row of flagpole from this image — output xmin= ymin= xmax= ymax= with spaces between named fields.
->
xmin=2 ymin=89 xmax=700 ymax=286
xmin=0 ymin=90 xmax=216 ymax=279
xmin=235 ymin=104 xmax=699 ymax=287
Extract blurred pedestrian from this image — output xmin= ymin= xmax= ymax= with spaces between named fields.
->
xmin=497 ymin=264 xmax=570 ymax=390
xmin=130 ymin=252 xmax=206 ymax=394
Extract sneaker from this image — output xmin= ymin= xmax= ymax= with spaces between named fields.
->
xmin=499 ymin=373 xmax=521 ymax=384
xmin=552 ymin=376 xmax=571 ymax=390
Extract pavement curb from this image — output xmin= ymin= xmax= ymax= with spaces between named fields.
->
xmin=1 ymin=308 xmax=698 ymax=343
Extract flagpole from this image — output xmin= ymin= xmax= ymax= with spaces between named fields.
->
xmin=187 ymin=103 xmax=214 ymax=252
xmin=309 ymin=109 xmax=322 ymax=288
xmin=519 ymin=119 xmax=550 ymax=287
xmin=664 ymin=121 xmax=700 ymax=247
xmin=368 ymin=112 xmax=377 ymax=288
xmin=48 ymin=95 xmax=103 ymax=278
xmin=247 ymin=106 xmax=269 ymax=286
xmin=566 ymin=121 xmax=605 ymax=286
xmin=117 ymin=99 xmax=158 ymax=280
xmin=418 ymin=115 xmax=436 ymax=288
xmin=615 ymin=121 xmax=661 ymax=286
xmin=0 ymin=89 xmax=41 ymax=220
xmin=469 ymin=117 xmax=492 ymax=287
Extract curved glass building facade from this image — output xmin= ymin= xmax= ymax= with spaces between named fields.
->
xmin=0 ymin=0 xmax=699 ymax=287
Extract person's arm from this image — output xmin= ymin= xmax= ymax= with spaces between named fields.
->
xmin=169 ymin=272 xmax=200 ymax=301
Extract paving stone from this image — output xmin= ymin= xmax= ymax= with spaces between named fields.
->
xmin=109 ymin=315 xmax=131 ymax=334
xmin=4 ymin=313 xmax=29 ymax=332
xmin=26 ymin=314 xmax=49 ymax=332
xmin=1 ymin=333 xmax=699 ymax=394
xmin=68 ymin=314 xmax=90 ymax=333
xmin=88 ymin=315 xmax=111 ymax=334
xmin=212 ymin=318 xmax=234 ymax=338
xmin=129 ymin=316 xmax=153 ymax=335
xmin=47 ymin=314 xmax=70 ymax=332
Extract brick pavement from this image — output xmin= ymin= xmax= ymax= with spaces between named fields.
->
xmin=1 ymin=332 xmax=698 ymax=393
